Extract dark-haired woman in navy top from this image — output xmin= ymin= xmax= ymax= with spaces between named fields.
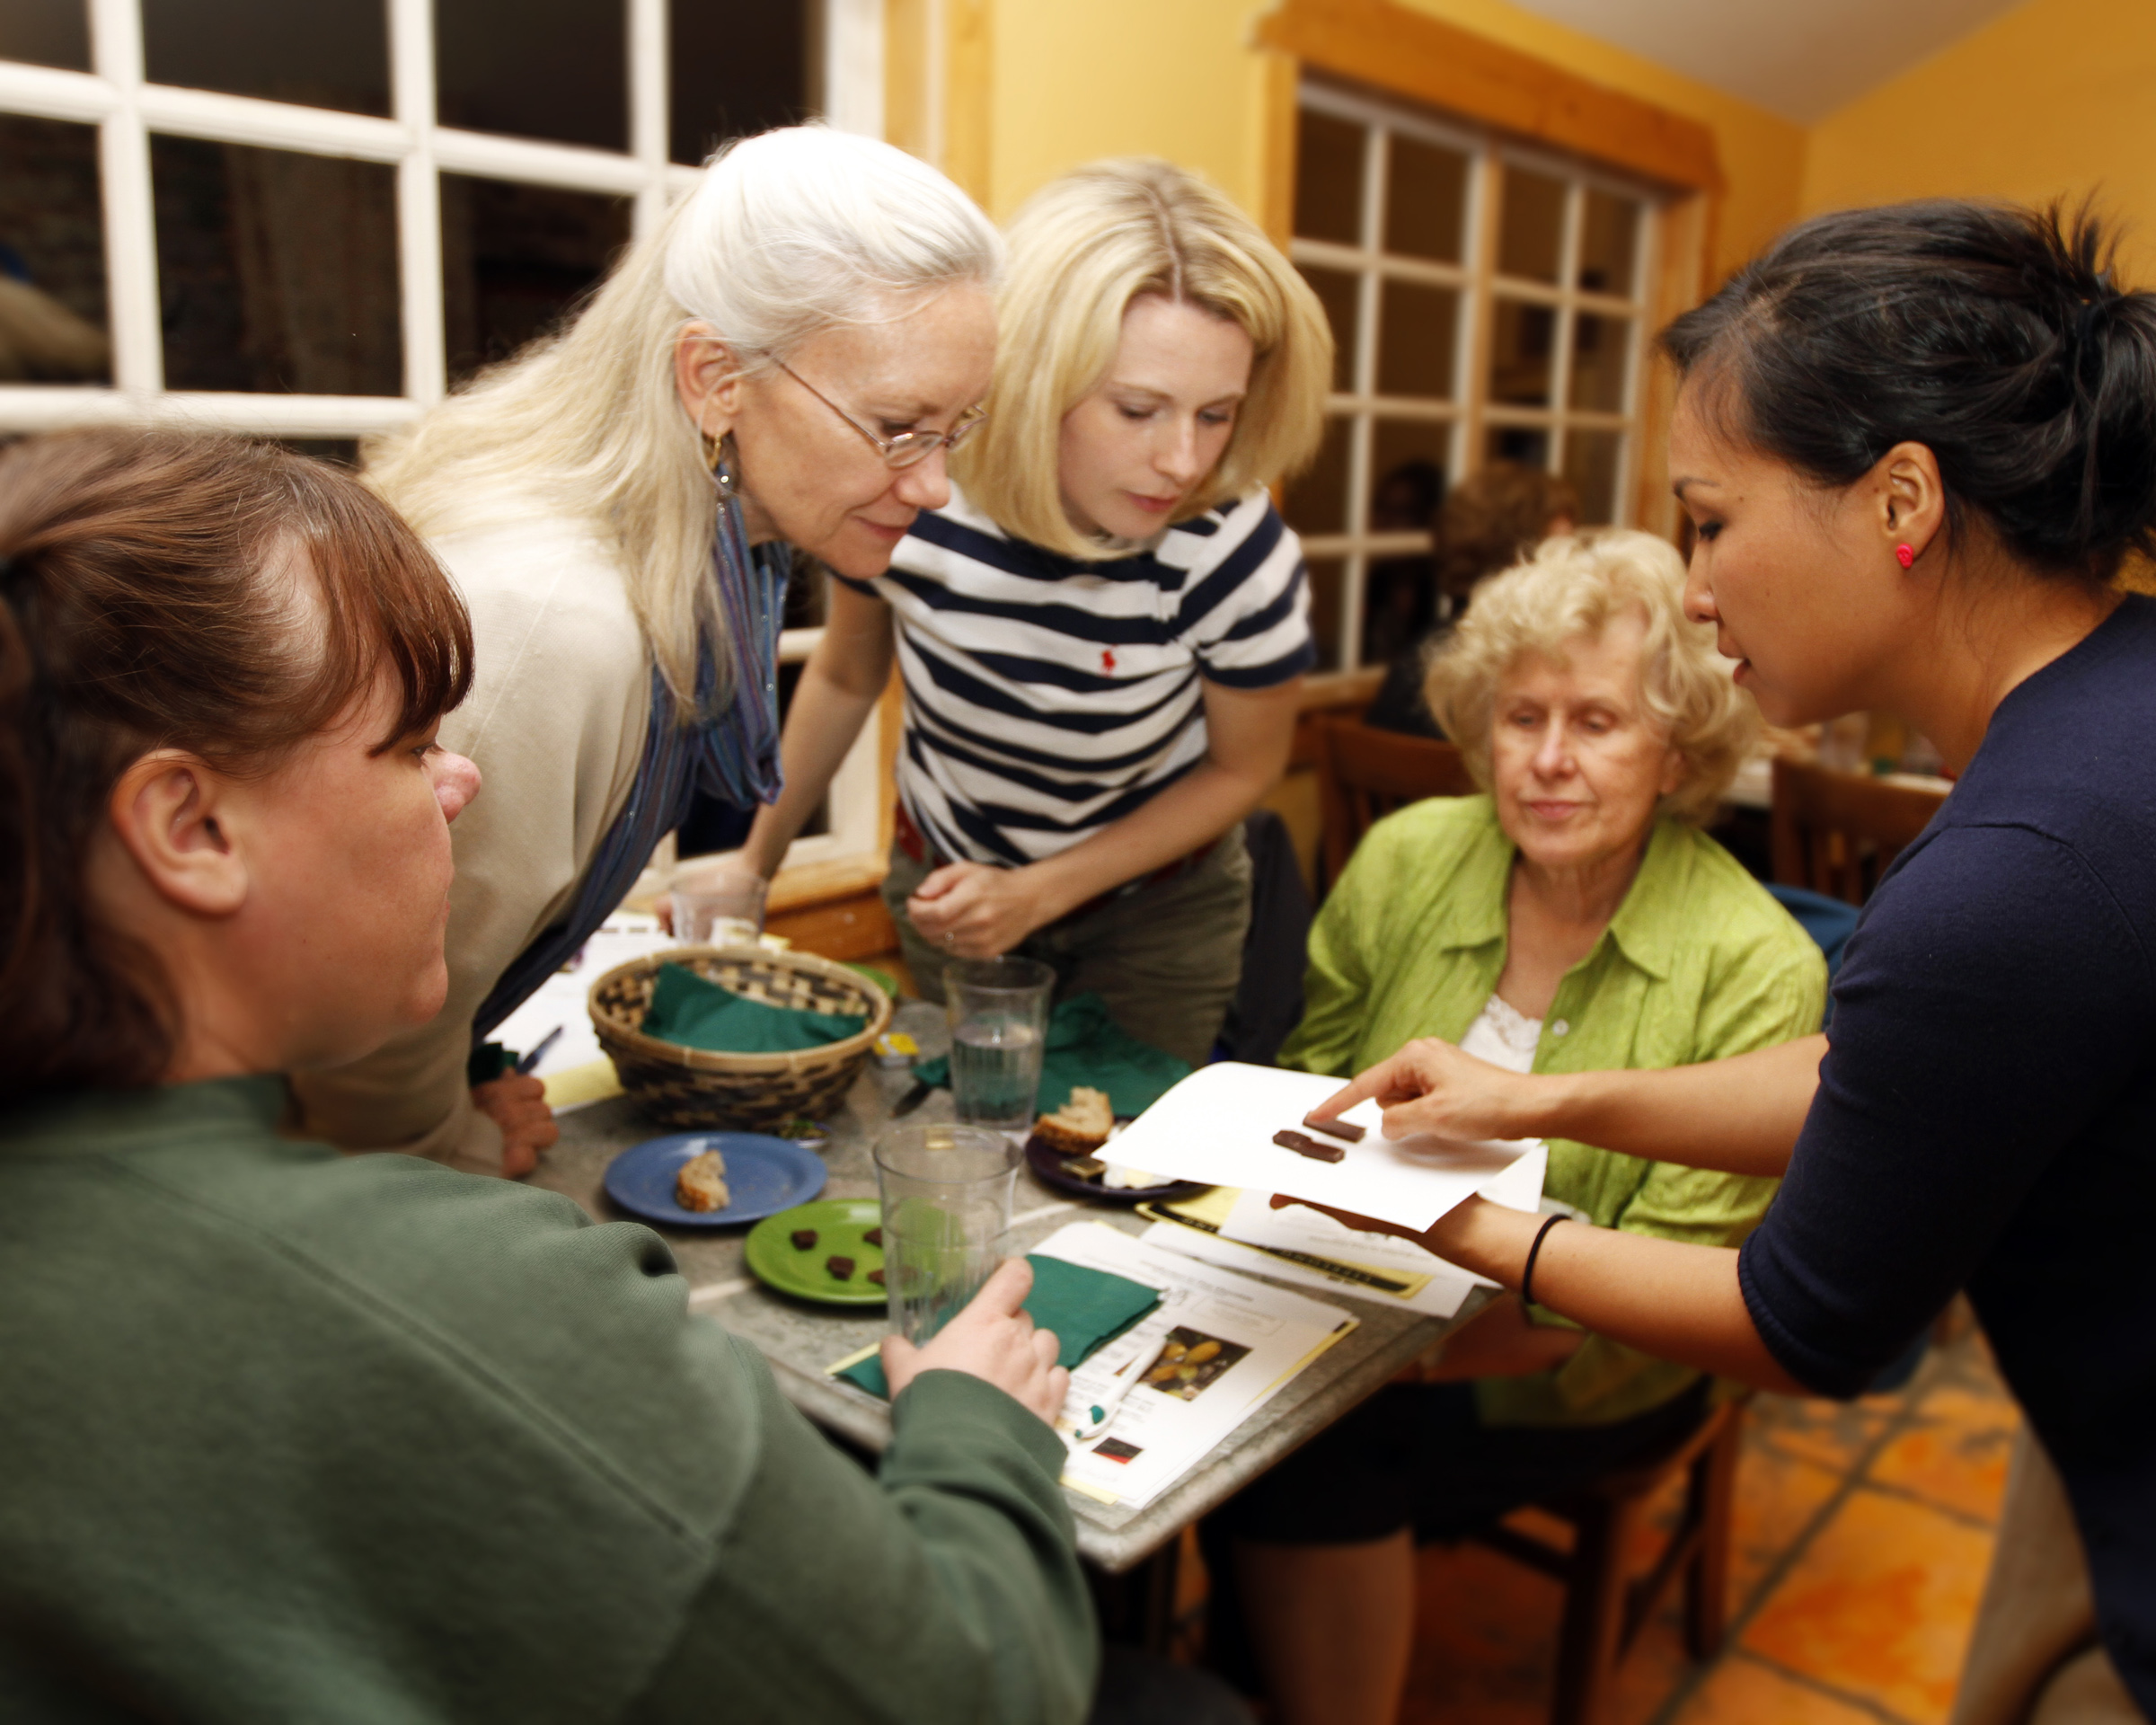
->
xmin=1292 ymin=201 xmax=2156 ymax=1721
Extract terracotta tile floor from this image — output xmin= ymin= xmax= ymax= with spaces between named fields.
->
xmin=1391 ymin=1327 xmax=2019 ymax=1725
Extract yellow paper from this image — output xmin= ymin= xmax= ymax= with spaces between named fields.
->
xmin=540 ymin=1057 xmax=623 ymax=1111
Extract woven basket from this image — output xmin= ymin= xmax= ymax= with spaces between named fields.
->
xmin=588 ymin=945 xmax=894 ymax=1130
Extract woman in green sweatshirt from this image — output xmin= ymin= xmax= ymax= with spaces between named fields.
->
xmin=0 ymin=428 xmax=1098 ymax=1723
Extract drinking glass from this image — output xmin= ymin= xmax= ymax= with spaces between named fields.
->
xmin=668 ymin=859 xmax=766 ymax=947
xmin=874 ymin=1123 xmax=1022 ymax=1344
xmin=943 ymin=956 xmax=1054 ymax=1131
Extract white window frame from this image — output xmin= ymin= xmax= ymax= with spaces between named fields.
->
xmin=1292 ymin=78 xmax=1660 ymax=671
xmin=0 ymin=0 xmax=885 ymax=878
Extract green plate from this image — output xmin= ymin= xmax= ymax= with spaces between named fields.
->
xmin=744 ymin=1199 xmax=888 ymax=1305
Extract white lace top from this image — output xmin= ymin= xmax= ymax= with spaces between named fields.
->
xmin=1459 ymin=992 xmax=1542 ymax=1075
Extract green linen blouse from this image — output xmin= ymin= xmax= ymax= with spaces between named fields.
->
xmin=1279 ymin=794 xmax=1827 ymax=1429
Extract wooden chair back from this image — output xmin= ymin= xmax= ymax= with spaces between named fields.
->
xmin=1769 ymin=757 xmax=1948 ymax=905
xmin=1315 ymin=715 xmax=1478 ymax=889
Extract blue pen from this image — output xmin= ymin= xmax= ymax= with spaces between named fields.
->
xmin=515 ymin=1026 xmax=564 ymax=1076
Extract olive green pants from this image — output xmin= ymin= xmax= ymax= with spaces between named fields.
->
xmin=880 ymin=827 xmax=1253 ymax=1069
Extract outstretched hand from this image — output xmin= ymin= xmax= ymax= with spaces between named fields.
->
xmin=1304 ymin=1036 xmax=1535 ymax=1146
xmin=882 ymin=1257 xmax=1069 ymax=1425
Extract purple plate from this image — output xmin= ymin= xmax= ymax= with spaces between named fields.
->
xmin=1022 ymin=1134 xmax=1204 ymax=1207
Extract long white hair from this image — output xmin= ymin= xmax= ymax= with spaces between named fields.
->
xmin=364 ymin=124 xmax=1003 ymax=701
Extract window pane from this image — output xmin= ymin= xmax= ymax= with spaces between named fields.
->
xmin=1364 ymin=440 xmax=1445 ymax=668
xmin=1578 ymin=190 xmax=1639 ymax=297
xmin=671 ymin=0 xmax=809 ymax=164
xmin=1297 ymin=265 xmax=1358 ymax=394
xmin=1294 ymin=110 xmax=1364 ymax=245
xmin=1375 ymin=279 xmax=1457 ymax=401
xmin=1569 ymin=312 xmax=1630 ymax=412
xmin=1487 ymin=425 xmax=1550 ymax=470
xmin=1383 ymin=135 xmax=1467 ymax=264
xmin=153 ymin=137 xmax=402 ymax=395
xmin=437 ymin=0 xmax=625 ymax=153
xmin=1304 ymin=555 xmax=1346 ymax=671
xmin=1498 ymin=164 xmax=1565 ymax=283
xmin=1563 ymin=429 xmax=1624 ymax=524
xmin=0 ymin=0 xmax=90 ymax=70
xmin=0 ymin=115 xmax=109 ymax=385
xmin=1284 ymin=415 xmax=1350 ymax=537
xmin=442 ymin=175 xmax=631 ymax=385
xmin=1489 ymin=297 xmax=1554 ymax=407
xmin=142 ymin=0 xmax=389 ymax=117
xmin=277 ymin=438 xmax=361 ymax=467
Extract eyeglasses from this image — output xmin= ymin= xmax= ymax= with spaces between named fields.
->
xmin=772 ymin=358 xmax=986 ymax=470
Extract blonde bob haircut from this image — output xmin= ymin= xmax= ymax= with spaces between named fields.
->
xmin=952 ymin=157 xmax=1332 ymax=560
xmin=363 ymin=124 xmax=1002 ymax=706
xmin=1426 ymin=527 xmax=1758 ymax=826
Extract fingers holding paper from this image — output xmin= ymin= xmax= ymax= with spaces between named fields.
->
xmin=1307 ymin=1036 xmax=1534 ymax=1145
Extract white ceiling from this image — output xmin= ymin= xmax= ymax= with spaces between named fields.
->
xmin=1505 ymin=0 xmax=2031 ymax=123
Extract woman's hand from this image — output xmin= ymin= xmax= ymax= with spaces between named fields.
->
xmin=471 ymin=1073 xmax=559 ymax=1176
xmin=906 ymin=862 xmax=1057 ymax=959
xmin=1308 ymin=1037 xmax=1539 ymax=1145
xmin=882 ymin=1257 xmax=1069 ymax=1424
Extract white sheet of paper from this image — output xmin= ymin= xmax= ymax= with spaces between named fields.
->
xmin=1136 ymin=1219 xmax=1480 ymax=1318
xmin=490 ymin=913 xmax=675 ymax=1088
xmin=1095 ymin=1062 xmax=1545 ymax=1232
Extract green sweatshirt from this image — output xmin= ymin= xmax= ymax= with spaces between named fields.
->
xmin=1280 ymin=796 xmax=1826 ymax=1428
xmin=0 ymin=1077 xmax=1096 ymax=1722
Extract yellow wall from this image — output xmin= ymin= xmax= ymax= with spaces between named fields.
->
xmin=1804 ymin=0 xmax=2156 ymax=285
xmin=968 ymin=0 xmax=1805 ymax=284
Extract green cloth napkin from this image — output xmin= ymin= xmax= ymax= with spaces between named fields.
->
xmin=641 ymin=961 xmax=867 ymax=1054
xmin=915 ymin=992 xmax=1191 ymax=1118
xmin=837 ymin=1252 xmax=1161 ymax=1399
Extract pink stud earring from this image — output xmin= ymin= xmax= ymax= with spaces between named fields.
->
xmin=1895 ymin=544 xmax=1915 ymax=569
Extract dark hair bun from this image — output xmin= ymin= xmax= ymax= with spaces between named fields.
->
xmin=1661 ymin=199 xmax=2156 ymax=581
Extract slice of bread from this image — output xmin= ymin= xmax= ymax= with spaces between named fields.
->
xmin=676 ymin=1148 xmax=729 ymax=1213
xmin=1033 ymin=1085 xmax=1113 ymax=1154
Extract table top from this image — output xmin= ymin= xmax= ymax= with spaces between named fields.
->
xmin=530 ymin=1001 xmax=1481 ymax=1573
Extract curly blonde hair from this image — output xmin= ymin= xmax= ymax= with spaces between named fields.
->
xmin=1425 ymin=528 xmax=1756 ymax=825
xmin=952 ymin=157 xmax=1331 ymax=559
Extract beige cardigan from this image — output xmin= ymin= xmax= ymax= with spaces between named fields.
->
xmin=292 ymin=509 xmax=650 ymax=1171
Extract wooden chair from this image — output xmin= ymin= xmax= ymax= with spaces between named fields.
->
xmin=1314 ymin=715 xmax=1478 ymax=889
xmin=1770 ymin=757 xmax=1948 ymax=905
xmin=1471 ymin=1395 xmax=1750 ymax=1725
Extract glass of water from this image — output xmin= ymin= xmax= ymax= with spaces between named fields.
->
xmin=944 ymin=956 xmax=1054 ymax=1132
xmin=874 ymin=1123 xmax=1022 ymax=1345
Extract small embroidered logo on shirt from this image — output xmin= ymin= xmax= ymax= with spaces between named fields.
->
xmin=1101 ymin=650 xmax=1117 ymax=674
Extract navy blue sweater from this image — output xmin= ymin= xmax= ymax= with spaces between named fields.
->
xmin=1741 ymin=594 xmax=2156 ymax=1709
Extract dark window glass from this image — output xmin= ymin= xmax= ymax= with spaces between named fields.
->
xmin=141 ymin=0 xmax=389 ymax=117
xmin=1487 ymin=424 xmax=1550 ymax=470
xmin=441 ymin=175 xmax=630 ymax=385
xmin=0 ymin=115 xmax=109 ymax=385
xmin=1297 ymin=264 xmax=1357 ymax=394
xmin=1488 ymin=297 xmax=1554 ymax=407
xmin=1294 ymin=110 xmax=1363 ymax=246
xmin=1383 ymin=135 xmax=1467 ymax=264
xmin=1569 ymin=313 xmax=1630 ymax=412
xmin=1283 ymin=414 xmax=1350 ymax=537
xmin=436 ymin=0 xmax=625 ymax=153
xmin=1303 ymin=555 xmax=1346 ymax=671
xmin=277 ymin=438 xmax=361 ymax=467
xmin=1578 ymin=190 xmax=1639 ymax=296
xmin=1363 ymin=429 xmax=1446 ymax=667
xmin=670 ymin=0 xmax=810 ymax=165
xmin=152 ymin=136 xmax=402 ymax=394
xmin=1375 ymin=279 xmax=1457 ymax=400
xmin=1563 ymin=429 xmax=1623 ymax=523
xmin=0 ymin=0 xmax=91 ymax=71
xmin=1498 ymin=164 xmax=1565 ymax=283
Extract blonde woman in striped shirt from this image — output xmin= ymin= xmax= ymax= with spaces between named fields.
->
xmin=729 ymin=159 xmax=1332 ymax=1062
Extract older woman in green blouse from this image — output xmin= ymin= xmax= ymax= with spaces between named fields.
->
xmin=1207 ymin=529 xmax=1826 ymax=1725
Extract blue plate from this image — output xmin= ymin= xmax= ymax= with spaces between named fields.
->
xmin=603 ymin=1131 xmax=826 ymax=1228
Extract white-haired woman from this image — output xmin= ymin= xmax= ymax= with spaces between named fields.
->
xmin=1202 ymin=531 xmax=1826 ymax=1725
xmin=291 ymin=125 xmax=1001 ymax=1174
xmin=716 ymin=158 xmax=1330 ymax=1064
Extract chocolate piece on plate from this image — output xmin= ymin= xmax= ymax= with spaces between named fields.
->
xmin=1062 ymin=1155 xmax=1108 ymax=1181
xmin=791 ymin=1229 xmax=817 ymax=1251
xmin=1272 ymin=1128 xmax=1346 ymax=1163
xmin=862 ymin=1226 xmax=883 ymax=1247
xmin=826 ymin=1255 xmax=855 ymax=1281
xmin=867 ymin=1268 xmax=886 ymax=1286
xmin=1302 ymin=1111 xmax=1365 ymax=1144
